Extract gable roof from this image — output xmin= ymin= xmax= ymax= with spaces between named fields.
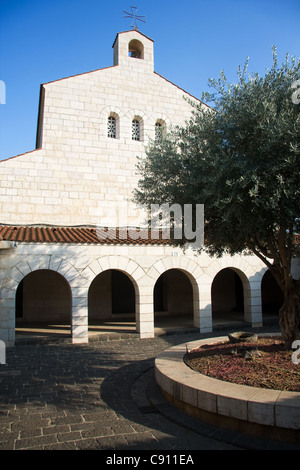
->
xmin=112 ymin=30 xmax=154 ymax=48
xmin=1 ymin=30 xmax=208 ymax=165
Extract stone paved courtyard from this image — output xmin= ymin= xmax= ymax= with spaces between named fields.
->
xmin=0 ymin=327 xmax=298 ymax=451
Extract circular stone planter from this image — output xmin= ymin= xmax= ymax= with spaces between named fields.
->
xmin=155 ymin=335 xmax=300 ymax=444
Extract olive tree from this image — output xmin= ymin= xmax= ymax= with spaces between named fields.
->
xmin=134 ymin=49 xmax=300 ymax=347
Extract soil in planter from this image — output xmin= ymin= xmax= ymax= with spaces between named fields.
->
xmin=184 ymin=338 xmax=300 ymax=392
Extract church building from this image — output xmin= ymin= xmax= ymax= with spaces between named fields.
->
xmin=0 ymin=29 xmax=289 ymax=345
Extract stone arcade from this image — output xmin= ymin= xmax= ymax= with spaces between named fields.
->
xmin=0 ymin=29 xmax=294 ymax=345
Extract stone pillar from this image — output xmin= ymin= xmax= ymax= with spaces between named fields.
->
xmin=0 ymin=278 xmax=17 ymax=346
xmin=136 ymin=282 xmax=154 ymax=338
xmin=198 ymin=279 xmax=213 ymax=333
xmin=0 ymin=302 xmax=15 ymax=346
xmin=71 ymin=286 xmax=89 ymax=344
xmin=136 ymin=304 xmax=154 ymax=338
xmin=199 ymin=301 xmax=213 ymax=333
xmin=248 ymin=279 xmax=263 ymax=327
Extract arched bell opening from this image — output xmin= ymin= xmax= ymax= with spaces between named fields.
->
xmin=128 ymin=39 xmax=144 ymax=59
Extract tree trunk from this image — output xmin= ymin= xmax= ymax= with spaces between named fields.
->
xmin=279 ymin=280 xmax=300 ymax=348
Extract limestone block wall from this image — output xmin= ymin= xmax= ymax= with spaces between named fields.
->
xmin=0 ymin=30 xmax=202 ymax=227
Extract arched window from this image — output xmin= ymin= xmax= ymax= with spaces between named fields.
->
xmin=155 ymin=122 xmax=162 ymax=142
xmin=132 ymin=119 xmax=140 ymax=141
xmin=107 ymin=115 xmax=116 ymax=138
xmin=155 ymin=120 xmax=165 ymax=142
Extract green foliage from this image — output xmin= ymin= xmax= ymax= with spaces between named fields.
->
xmin=135 ymin=48 xmax=300 ymax=269
xmin=135 ymin=47 xmax=300 ymax=343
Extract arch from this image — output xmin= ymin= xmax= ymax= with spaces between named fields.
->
xmin=155 ymin=120 xmax=165 ymax=142
xmin=148 ymin=256 xmax=203 ymax=283
xmin=204 ymin=255 xmax=255 ymax=281
xmin=126 ymin=110 xmax=148 ymax=142
xmin=132 ymin=118 xmax=140 ymax=141
xmin=211 ymin=267 xmax=250 ymax=324
xmin=15 ymin=269 xmax=72 ymax=324
xmin=132 ymin=115 xmax=143 ymax=141
xmin=84 ymin=255 xmax=145 ymax=287
xmin=155 ymin=114 xmax=171 ymax=128
xmin=261 ymin=269 xmax=284 ymax=317
xmin=2 ymin=255 xmax=78 ymax=293
xmin=100 ymin=106 xmax=124 ymax=119
xmin=88 ymin=269 xmax=136 ymax=325
xmin=100 ymin=106 xmax=124 ymax=139
xmin=153 ymin=116 xmax=170 ymax=142
xmin=1 ymin=256 xmax=80 ymax=342
xmin=153 ymin=268 xmax=194 ymax=330
xmin=107 ymin=113 xmax=119 ymax=139
xmin=85 ymin=256 xmax=145 ymax=335
xmin=128 ymin=39 xmax=144 ymax=59
xmin=148 ymin=257 xmax=202 ymax=331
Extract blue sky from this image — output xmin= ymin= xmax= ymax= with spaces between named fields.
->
xmin=0 ymin=0 xmax=299 ymax=160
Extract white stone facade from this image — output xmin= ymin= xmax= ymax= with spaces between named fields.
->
xmin=0 ymin=30 xmax=200 ymax=227
xmin=1 ymin=240 xmax=272 ymax=345
xmin=0 ymin=30 xmax=295 ymax=345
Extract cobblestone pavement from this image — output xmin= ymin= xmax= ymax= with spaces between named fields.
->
xmin=0 ymin=326 xmax=298 ymax=451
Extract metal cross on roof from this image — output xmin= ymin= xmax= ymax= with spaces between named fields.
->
xmin=123 ymin=6 xmax=146 ymax=30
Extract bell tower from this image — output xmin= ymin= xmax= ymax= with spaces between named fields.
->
xmin=112 ymin=30 xmax=154 ymax=72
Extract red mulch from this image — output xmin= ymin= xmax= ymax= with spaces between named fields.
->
xmin=184 ymin=337 xmax=300 ymax=392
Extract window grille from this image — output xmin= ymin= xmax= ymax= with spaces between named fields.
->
xmin=132 ymin=119 xmax=140 ymax=141
xmin=108 ymin=116 xmax=116 ymax=138
xmin=155 ymin=122 xmax=163 ymax=142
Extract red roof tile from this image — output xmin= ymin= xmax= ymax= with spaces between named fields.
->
xmin=0 ymin=225 xmax=170 ymax=245
xmin=1 ymin=225 xmax=298 ymax=247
